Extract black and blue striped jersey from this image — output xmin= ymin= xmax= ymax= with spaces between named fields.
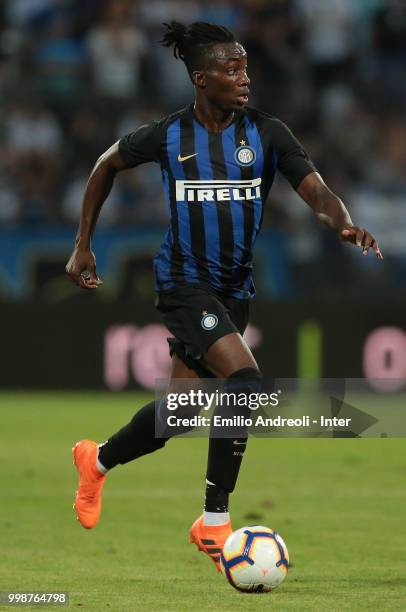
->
xmin=119 ymin=104 xmax=316 ymax=299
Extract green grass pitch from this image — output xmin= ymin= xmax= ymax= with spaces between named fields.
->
xmin=1 ymin=392 xmax=406 ymax=611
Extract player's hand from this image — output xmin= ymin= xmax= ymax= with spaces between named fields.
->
xmin=340 ymin=226 xmax=383 ymax=259
xmin=65 ymin=247 xmax=103 ymax=290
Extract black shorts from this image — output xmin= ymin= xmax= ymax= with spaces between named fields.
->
xmin=156 ymin=285 xmax=249 ymax=376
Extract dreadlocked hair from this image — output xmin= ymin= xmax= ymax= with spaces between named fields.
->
xmin=160 ymin=21 xmax=236 ymax=73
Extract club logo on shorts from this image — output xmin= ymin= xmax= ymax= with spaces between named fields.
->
xmin=201 ymin=312 xmax=218 ymax=330
xmin=235 ymin=145 xmax=256 ymax=167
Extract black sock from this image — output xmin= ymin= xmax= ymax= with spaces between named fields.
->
xmin=97 ymin=395 xmax=199 ymax=470
xmin=204 ymin=480 xmax=229 ymax=513
xmin=205 ymin=436 xmax=248 ymax=505
xmin=98 ymin=400 xmax=169 ymax=470
xmin=205 ymin=368 xmax=262 ymax=509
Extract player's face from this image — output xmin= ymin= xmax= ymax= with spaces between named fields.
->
xmin=197 ymin=43 xmax=251 ymax=111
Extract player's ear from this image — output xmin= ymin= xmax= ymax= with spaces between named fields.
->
xmin=192 ymin=70 xmax=206 ymax=88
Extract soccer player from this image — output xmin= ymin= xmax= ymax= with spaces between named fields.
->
xmin=66 ymin=21 xmax=382 ymax=571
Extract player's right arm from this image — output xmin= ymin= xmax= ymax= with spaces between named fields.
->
xmin=65 ymin=143 xmax=128 ymax=289
xmin=65 ymin=120 xmax=161 ymax=289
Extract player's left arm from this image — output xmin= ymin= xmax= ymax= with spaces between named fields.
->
xmin=297 ymin=171 xmax=383 ymax=259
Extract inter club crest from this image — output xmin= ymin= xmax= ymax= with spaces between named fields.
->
xmin=235 ymin=145 xmax=256 ymax=167
xmin=201 ymin=312 xmax=218 ymax=330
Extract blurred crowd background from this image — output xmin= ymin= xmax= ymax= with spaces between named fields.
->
xmin=0 ymin=0 xmax=405 ymax=301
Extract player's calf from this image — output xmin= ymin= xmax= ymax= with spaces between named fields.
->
xmin=191 ymin=368 xmax=262 ymax=569
xmin=205 ymin=367 xmax=262 ymax=504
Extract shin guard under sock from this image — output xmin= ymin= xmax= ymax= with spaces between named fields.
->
xmin=205 ymin=368 xmax=262 ymax=507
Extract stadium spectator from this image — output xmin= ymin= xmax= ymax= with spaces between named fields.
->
xmin=371 ymin=0 xmax=406 ymax=107
xmin=0 ymin=174 xmax=19 ymax=225
xmin=198 ymin=0 xmax=242 ymax=31
xmin=4 ymin=100 xmax=62 ymax=158
xmin=86 ymin=0 xmax=147 ymax=101
xmin=294 ymin=0 xmax=361 ymax=87
xmin=33 ymin=8 xmax=88 ymax=102
xmin=138 ymin=0 xmax=200 ymax=28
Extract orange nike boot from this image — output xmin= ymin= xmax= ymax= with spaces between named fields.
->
xmin=189 ymin=515 xmax=232 ymax=572
xmin=72 ymin=440 xmax=106 ymax=529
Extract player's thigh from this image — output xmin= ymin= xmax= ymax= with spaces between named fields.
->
xmin=167 ymin=353 xmax=199 ymax=394
xmin=166 ymin=354 xmax=210 ymax=419
xmin=202 ymin=332 xmax=258 ymax=378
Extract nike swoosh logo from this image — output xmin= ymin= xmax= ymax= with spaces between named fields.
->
xmin=233 ymin=440 xmax=247 ymax=445
xmin=178 ymin=153 xmax=198 ymax=162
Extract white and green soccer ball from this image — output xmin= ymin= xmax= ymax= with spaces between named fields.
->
xmin=220 ymin=525 xmax=289 ymax=593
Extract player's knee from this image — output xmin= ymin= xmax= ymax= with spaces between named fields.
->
xmin=227 ymin=367 xmax=262 ymax=392
xmin=157 ymin=396 xmax=200 ymax=440
xmin=224 ymin=367 xmax=262 ymax=418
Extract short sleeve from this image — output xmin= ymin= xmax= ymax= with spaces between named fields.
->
xmin=118 ymin=122 xmax=161 ymax=167
xmin=271 ymin=119 xmax=316 ymax=189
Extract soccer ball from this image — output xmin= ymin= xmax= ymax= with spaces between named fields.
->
xmin=220 ymin=525 xmax=289 ymax=593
